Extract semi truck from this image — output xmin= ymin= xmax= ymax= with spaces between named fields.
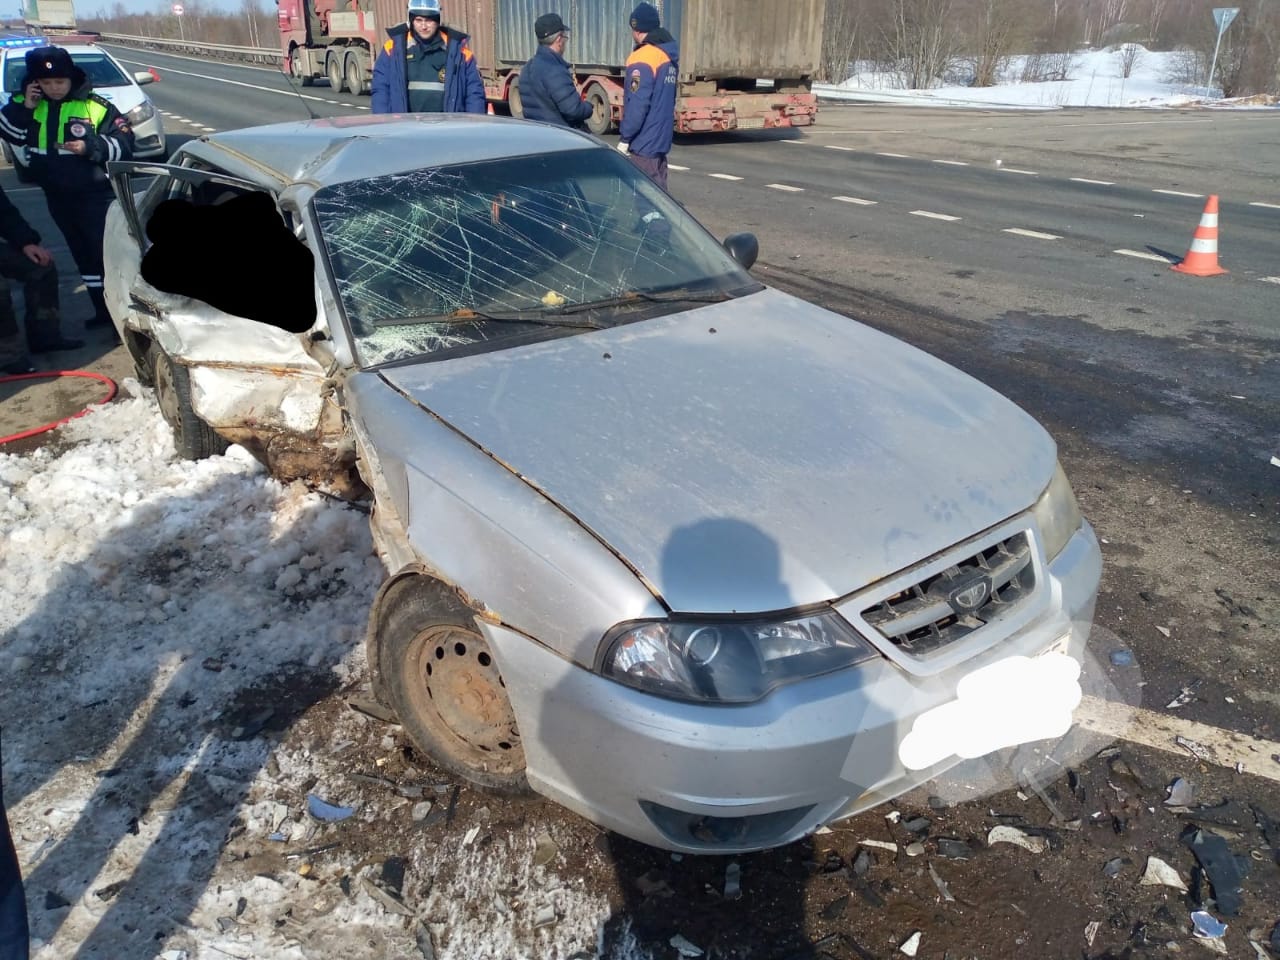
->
xmin=22 ymin=0 xmax=77 ymax=33
xmin=278 ymin=0 xmax=822 ymax=133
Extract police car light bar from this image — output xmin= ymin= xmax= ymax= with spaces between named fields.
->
xmin=0 ymin=38 xmax=47 ymax=48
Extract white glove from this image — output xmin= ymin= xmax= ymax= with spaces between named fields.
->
xmin=616 ymin=141 xmax=630 ymax=155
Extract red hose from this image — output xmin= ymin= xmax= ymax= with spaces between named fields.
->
xmin=0 ymin=370 xmax=119 ymax=445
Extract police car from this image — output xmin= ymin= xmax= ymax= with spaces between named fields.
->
xmin=0 ymin=35 xmax=166 ymax=181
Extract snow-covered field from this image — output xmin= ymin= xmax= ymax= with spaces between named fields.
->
xmin=822 ymin=46 xmax=1278 ymax=109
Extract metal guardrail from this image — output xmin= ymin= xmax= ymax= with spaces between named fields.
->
xmin=99 ymin=32 xmax=280 ymax=66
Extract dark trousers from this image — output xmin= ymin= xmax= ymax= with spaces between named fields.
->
xmin=0 ymin=243 xmax=60 ymax=354
xmin=628 ymin=152 xmax=669 ymax=193
xmin=0 ymin=738 xmax=29 ymax=960
xmin=45 ymin=187 xmax=113 ymax=325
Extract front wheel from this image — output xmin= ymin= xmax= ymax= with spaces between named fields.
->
xmin=151 ymin=346 xmax=229 ymax=461
xmin=290 ymin=48 xmax=315 ymax=87
xmin=584 ymin=86 xmax=612 ymax=136
xmin=326 ymin=52 xmax=345 ymax=92
xmin=380 ymin=590 xmax=529 ymax=794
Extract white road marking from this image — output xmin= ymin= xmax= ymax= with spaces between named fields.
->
xmin=1114 ymin=248 xmax=1175 ymax=263
xmin=911 ymin=210 xmax=961 ymax=221
xmin=1071 ymin=177 xmax=1115 ymax=185
xmin=199 ymin=127 xmax=217 ymax=132
xmin=767 ymin=183 xmax=804 ymax=192
xmin=1260 ymin=276 xmax=1280 ymax=284
xmin=1061 ymin=119 xmax=1214 ymax=127
xmin=668 ymin=164 xmax=689 ymax=171
xmin=102 ymin=60 xmax=348 ymax=107
xmin=709 ymin=173 xmax=743 ymax=181
xmin=781 ymin=139 xmax=806 ymax=144
xmin=832 ymin=196 xmax=877 ymax=205
xmin=1003 ymin=228 xmax=1061 ymax=240
xmin=933 ymin=159 xmax=968 ymax=166
xmin=1075 ymin=695 xmax=1280 ymax=784
xmin=1250 ymin=201 xmax=1280 ymax=209
xmin=825 ymin=145 xmax=855 ymax=151
xmin=999 ymin=167 xmax=1039 ymax=175
xmin=877 ymin=152 xmax=911 ymax=158
xmin=1153 ymin=189 xmax=1203 ymax=198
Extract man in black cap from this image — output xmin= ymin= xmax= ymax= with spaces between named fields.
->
xmin=0 ymin=45 xmax=133 ymax=331
xmin=518 ymin=12 xmax=593 ymax=129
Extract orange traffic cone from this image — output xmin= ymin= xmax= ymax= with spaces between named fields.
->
xmin=1171 ymin=195 xmax=1228 ymax=276
xmin=486 ymin=102 xmax=495 ymax=115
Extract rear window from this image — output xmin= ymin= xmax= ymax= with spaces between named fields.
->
xmin=3 ymin=49 xmax=129 ymax=93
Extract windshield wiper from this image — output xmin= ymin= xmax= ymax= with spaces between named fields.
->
xmin=555 ymin=289 xmax=735 ymax=315
xmin=378 ymin=308 xmax=605 ymax=330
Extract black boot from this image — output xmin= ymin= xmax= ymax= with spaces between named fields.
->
xmin=86 ymin=289 xmax=113 ymax=329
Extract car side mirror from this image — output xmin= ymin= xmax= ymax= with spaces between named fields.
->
xmin=723 ymin=232 xmax=758 ymax=271
xmin=134 ymin=70 xmax=156 ymax=85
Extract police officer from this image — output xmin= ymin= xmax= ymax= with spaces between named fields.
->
xmin=371 ymin=0 xmax=486 ymax=114
xmin=0 ymin=47 xmax=133 ymax=331
xmin=519 ymin=13 xmax=593 ymax=130
xmin=618 ymin=2 xmax=678 ymax=191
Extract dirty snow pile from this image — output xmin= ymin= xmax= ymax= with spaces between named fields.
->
xmin=0 ymin=390 xmax=624 ymax=959
xmin=829 ymin=45 xmax=1278 ymax=108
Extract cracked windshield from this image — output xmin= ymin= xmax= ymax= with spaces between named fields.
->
xmin=313 ymin=148 xmax=757 ymax=366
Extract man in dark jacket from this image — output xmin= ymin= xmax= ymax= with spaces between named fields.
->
xmin=0 ymin=47 xmax=133 ymax=330
xmin=519 ymin=13 xmax=592 ymax=130
xmin=371 ymin=0 xmax=486 ymax=114
xmin=618 ymin=2 xmax=678 ymax=191
xmin=0 ymin=178 xmax=75 ymax=375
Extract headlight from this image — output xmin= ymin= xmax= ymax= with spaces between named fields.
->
xmin=127 ymin=100 xmax=156 ymax=125
xmin=600 ymin=611 xmax=878 ymax=703
xmin=1032 ymin=461 xmax=1083 ymax=561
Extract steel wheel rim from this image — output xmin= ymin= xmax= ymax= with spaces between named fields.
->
xmin=406 ymin=624 xmax=524 ymax=775
xmin=153 ymin=355 xmax=183 ymax=444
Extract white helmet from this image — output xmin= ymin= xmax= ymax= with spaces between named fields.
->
xmin=407 ymin=0 xmax=441 ymax=19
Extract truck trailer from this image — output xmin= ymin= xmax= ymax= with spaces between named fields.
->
xmin=278 ymin=0 xmax=822 ymax=133
xmin=23 ymin=0 xmax=77 ymax=33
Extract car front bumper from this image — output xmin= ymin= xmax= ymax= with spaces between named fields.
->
xmin=482 ymin=521 xmax=1103 ymax=853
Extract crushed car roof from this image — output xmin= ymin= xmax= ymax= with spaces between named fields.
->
xmin=187 ymin=114 xmax=600 ymax=187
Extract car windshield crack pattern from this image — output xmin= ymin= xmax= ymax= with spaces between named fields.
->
xmin=313 ymin=149 xmax=748 ymax=366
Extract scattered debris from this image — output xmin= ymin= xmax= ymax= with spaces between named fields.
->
xmin=1102 ymin=857 xmax=1126 ymax=878
xmin=905 ymin=842 xmax=926 ymax=857
xmin=1175 ymin=735 xmax=1214 ymax=763
xmin=306 ymin=794 xmax=356 ymax=822
xmin=216 ymin=916 xmax=237 ymax=934
xmin=723 ymin=861 xmax=741 ymax=900
xmin=297 ymin=862 xmax=313 ymax=877
xmin=1248 ymin=940 xmax=1270 ymax=960
xmin=935 ymin=838 xmax=973 ymax=860
xmin=533 ymin=904 xmax=557 ymax=929
xmin=1139 ymin=856 xmax=1188 ymax=892
xmin=669 ymin=933 xmax=703 ymax=957
xmin=1110 ymin=649 xmax=1135 ymax=666
xmin=361 ymin=878 xmax=413 ymax=918
xmin=414 ymin=921 xmax=436 ymax=960
xmin=987 ymin=825 xmax=1048 ymax=854
xmin=1167 ymin=683 xmax=1201 ymax=709
xmin=1085 ymin=921 xmax=1101 ymax=946
xmin=1191 ymin=910 xmax=1228 ymax=939
xmin=43 ymin=890 xmax=70 ymax=911
xmin=1166 ymin=777 xmax=1197 ymax=807
xmin=852 ymin=849 xmax=873 ymax=876
xmin=860 ymin=839 xmax=898 ymax=853
xmin=902 ymin=816 xmax=931 ymax=834
xmin=821 ymin=893 xmax=850 ymax=920
xmin=928 ymin=861 xmax=954 ymax=902
xmin=346 ymin=696 xmax=398 ymax=724
xmin=93 ymin=880 xmax=125 ymax=901
xmin=899 ymin=931 xmax=922 ymax=957
xmin=1183 ymin=828 xmax=1248 ymax=916
xmin=231 ymin=707 xmax=275 ymax=740
xmin=462 ymin=825 xmax=481 ymax=846
xmin=412 ymin=801 xmax=434 ymax=822
xmin=1156 ymin=626 xmax=1171 ymax=638
xmin=532 ymin=831 xmax=558 ymax=868
xmin=886 ymin=810 xmax=902 ymax=824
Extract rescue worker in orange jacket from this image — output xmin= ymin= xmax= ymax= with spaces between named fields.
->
xmin=0 ymin=46 xmax=134 ymax=329
xmin=617 ymin=2 xmax=678 ymax=191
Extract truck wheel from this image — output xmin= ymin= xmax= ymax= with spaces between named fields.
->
xmin=345 ymin=53 xmax=367 ymax=96
xmin=508 ymin=75 xmax=524 ymax=119
xmin=290 ymin=48 xmax=314 ymax=87
xmin=327 ymin=53 xmax=345 ymax=92
xmin=379 ymin=588 xmax=529 ymax=794
xmin=151 ymin=346 xmax=229 ymax=461
xmin=585 ymin=86 xmax=612 ymax=136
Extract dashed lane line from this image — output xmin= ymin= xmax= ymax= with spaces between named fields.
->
xmin=1114 ymin=248 xmax=1175 ymax=263
xmin=910 ymin=210 xmax=961 ymax=222
xmin=1071 ymin=177 xmax=1115 ymax=185
xmin=877 ymin=152 xmax=911 ymax=158
xmin=767 ymin=183 xmax=804 ymax=192
xmin=1075 ymin=695 xmax=1280 ymax=784
xmin=1003 ymin=227 xmax=1061 ymax=240
xmin=998 ymin=167 xmax=1039 ymax=175
xmin=1261 ymin=276 xmax=1280 ymax=284
xmin=708 ymin=173 xmax=743 ymax=181
xmin=1250 ymin=201 xmax=1280 ymax=209
xmin=1153 ymin=188 xmax=1203 ymax=198
xmin=832 ymin=196 xmax=877 ymax=205
xmin=933 ymin=159 xmax=968 ymax=166
xmin=121 ymin=61 xmax=366 ymax=109
xmin=668 ymin=164 xmax=689 ymax=171
xmin=825 ymin=145 xmax=855 ymax=151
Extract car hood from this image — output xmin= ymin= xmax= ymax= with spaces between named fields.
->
xmin=380 ymin=288 xmax=1056 ymax=613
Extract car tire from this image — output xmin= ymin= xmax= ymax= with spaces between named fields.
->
xmin=380 ymin=586 xmax=530 ymax=794
xmin=584 ymin=85 xmax=612 ymax=136
xmin=345 ymin=54 xmax=367 ymax=96
xmin=150 ymin=346 xmax=229 ymax=461
xmin=327 ymin=52 xmax=345 ymax=93
xmin=507 ymin=74 xmax=524 ymax=120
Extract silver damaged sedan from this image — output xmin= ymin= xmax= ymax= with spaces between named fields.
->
xmin=103 ymin=115 xmax=1103 ymax=853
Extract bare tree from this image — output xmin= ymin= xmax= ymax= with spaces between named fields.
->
xmin=883 ymin=0 xmax=957 ymax=88
xmin=962 ymin=0 xmax=1023 ymax=86
xmin=1117 ymin=40 xmax=1143 ymax=76
xmin=820 ymin=0 xmax=863 ymax=83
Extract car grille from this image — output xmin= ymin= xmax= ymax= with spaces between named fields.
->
xmin=861 ymin=532 xmax=1036 ymax=657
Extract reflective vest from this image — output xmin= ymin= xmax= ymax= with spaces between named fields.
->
xmin=33 ymin=96 xmax=108 ymax=153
